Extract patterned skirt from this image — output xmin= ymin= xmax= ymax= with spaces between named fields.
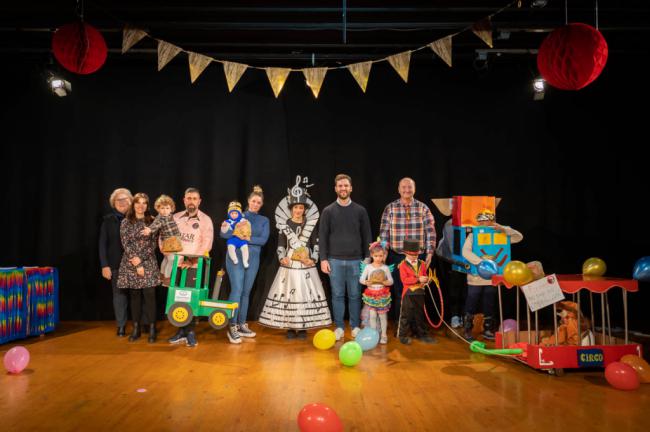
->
xmin=258 ymin=266 xmax=332 ymax=330
xmin=362 ymin=286 xmax=391 ymax=313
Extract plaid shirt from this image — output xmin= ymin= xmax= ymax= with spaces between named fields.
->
xmin=379 ymin=198 xmax=436 ymax=255
xmin=149 ymin=214 xmax=181 ymax=240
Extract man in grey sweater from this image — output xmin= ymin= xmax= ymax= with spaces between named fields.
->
xmin=319 ymin=174 xmax=372 ymax=340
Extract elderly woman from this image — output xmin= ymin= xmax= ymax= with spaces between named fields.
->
xmin=117 ymin=193 xmax=161 ymax=343
xmin=99 ymin=187 xmax=133 ymax=337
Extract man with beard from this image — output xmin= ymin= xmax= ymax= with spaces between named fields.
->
xmin=319 ymin=174 xmax=372 ymax=341
xmin=167 ymin=187 xmax=214 ymax=347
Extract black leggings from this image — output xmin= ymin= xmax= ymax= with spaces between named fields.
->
xmin=129 ymin=287 xmax=156 ymax=324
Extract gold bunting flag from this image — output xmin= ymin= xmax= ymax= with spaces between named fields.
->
xmin=387 ymin=51 xmax=412 ymax=83
xmin=188 ymin=52 xmax=212 ymax=83
xmin=122 ymin=27 xmax=147 ymax=54
xmin=472 ymin=18 xmax=493 ymax=48
xmin=157 ymin=40 xmax=182 ymax=71
xmin=223 ymin=61 xmax=248 ymax=92
xmin=429 ymin=36 xmax=453 ymax=67
xmin=347 ymin=61 xmax=372 ymax=93
xmin=265 ymin=67 xmax=291 ymax=98
xmin=302 ymin=67 xmax=328 ymax=98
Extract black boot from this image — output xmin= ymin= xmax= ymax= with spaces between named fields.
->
xmin=463 ymin=313 xmax=475 ymax=341
xmin=117 ymin=326 xmax=126 ymax=337
xmin=147 ymin=323 xmax=157 ymax=343
xmin=128 ymin=322 xmax=141 ymax=342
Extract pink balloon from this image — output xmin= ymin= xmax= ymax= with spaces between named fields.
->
xmin=605 ymin=361 xmax=640 ymax=391
xmin=499 ymin=319 xmax=517 ymax=333
xmin=4 ymin=346 xmax=30 ymax=374
xmin=297 ymin=403 xmax=343 ymax=432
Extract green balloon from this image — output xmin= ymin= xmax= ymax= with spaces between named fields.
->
xmin=339 ymin=341 xmax=363 ymax=366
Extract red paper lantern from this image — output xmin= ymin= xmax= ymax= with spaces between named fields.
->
xmin=52 ymin=22 xmax=107 ymax=75
xmin=537 ymin=23 xmax=608 ymax=90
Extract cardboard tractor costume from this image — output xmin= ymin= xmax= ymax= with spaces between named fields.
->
xmin=432 ymin=196 xmax=512 ymax=276
xmin=165 ymin=253 xmax=238 ymax=331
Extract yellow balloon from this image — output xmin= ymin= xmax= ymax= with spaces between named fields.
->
xmin=313 ymin=329 xmax=336 ymax=350
xmin=503 ymin=261 xmax=534 ymax=286
xmin=582 ymin=257 xmax=607 ymax=277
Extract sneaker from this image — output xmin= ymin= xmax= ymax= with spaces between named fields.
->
xmin=286 ymin=330 xmax=297 ymax=339
xmin=297 ymin=330 xmax=307 ymax=339
xmin=168 ymin=329 xmax=187 ymax=345
xmin=380 ymin=335 xmax=388 ymax=345
xmin=351 ymin=327 xmax=361 ymax=338
xmin=186 ymin=331 xmax=198 ymax=347
xmin=482 ymin=329 xmax=495 ymax=341
xmin=450 ymin=316 xmax=462 ymax=329
xmin=227 ymin=325 xmax=242 ymax=344
xmin=238 ymin=323 xmax=256 ymax=338
xmin=419 ymin=335 xmax=438 ymax=344
xmin=334 ymin=327 xmax=344 ymax=341
xmin=399 ymin=336 xmax=411 ymax=345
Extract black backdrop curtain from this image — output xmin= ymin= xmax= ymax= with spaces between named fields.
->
xmin=1 ymin=55 xmax=648 ymax=332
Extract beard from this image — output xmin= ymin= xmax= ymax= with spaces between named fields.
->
xmin=186 ymin=204 xmax=197 ymax=213
xmin=337 ymin=191 xmax=349 ymax=200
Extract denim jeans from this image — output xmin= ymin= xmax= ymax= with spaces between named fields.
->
xmin=227 ymin=246 xmax=262 ymax=325
xmin=329 ymin=258 xmax=362 ymax=329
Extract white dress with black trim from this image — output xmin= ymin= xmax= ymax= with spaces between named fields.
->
xmin=258 ymin=194 xmax=332 ymax=330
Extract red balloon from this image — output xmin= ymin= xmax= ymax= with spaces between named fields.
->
xmin=297 ymin=403 xmax=343 ymax=432
xmin=604 ymin=361 xmax=640 ymax=391
xmin=52 ymin=22 xmax=107 ymax=75
xmin=537 ymin=23 xmax=608 ymax=90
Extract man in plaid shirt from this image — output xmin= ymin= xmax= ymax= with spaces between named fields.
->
xmin=379 ymin=177 xmax=436 ymax=323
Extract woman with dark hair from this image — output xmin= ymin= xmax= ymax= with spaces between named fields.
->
xmin=220 ymin=185 xmax=270 ymax=344
xmin=117 ymin=193 xmax=160 ymax=343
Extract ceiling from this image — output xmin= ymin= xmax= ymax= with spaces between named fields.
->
xmin=2 ymin=0 xmax=648 ymax=68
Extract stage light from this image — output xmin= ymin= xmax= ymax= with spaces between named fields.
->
xmin=533 ymin=77 xmax=545 ymax=100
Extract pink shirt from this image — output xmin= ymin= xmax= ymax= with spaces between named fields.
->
xmin=172 ymin=210 xmax=214 ymax=257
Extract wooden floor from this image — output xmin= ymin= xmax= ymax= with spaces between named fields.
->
xmin=2 ymin=322 xmax=649 ymax=432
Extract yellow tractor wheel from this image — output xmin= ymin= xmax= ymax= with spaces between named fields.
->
xmin=208 ymin=309 xmax=229 ymax=330
xmin=167 ymin=302 xmax=193 ymax=327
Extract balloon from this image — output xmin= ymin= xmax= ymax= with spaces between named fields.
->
xmin=582 ymin=257 xmax=607 ymax=277
xmin=3 ymin=346 xmax=30 ymax=374
xmin=313 ymin=329 xmax=336 ymax=350
xmin=477 ymin=259 xmax=498 ymax=279
xmin=620 ymin=354 xmax=650 ymax=383
xmin=633 ymin=257 xmax=650 ymax=282
xmin=499 ymin=319 xmax=517 ymax=333
xmin=338 ymin=341 xmax=363 ymax=367
xmin=297 ymin=403 xmax=343 ymax=432
xmin=604 ymin=361 xmax=640 ymax=391
xmin=503 ymin=261 xmax=533 ymax=286
xmin=354 ymin=327 xmax=379 ymax=351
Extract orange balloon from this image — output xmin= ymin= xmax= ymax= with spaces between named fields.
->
xmin=620 ymin=354 xmax=650 ymax=383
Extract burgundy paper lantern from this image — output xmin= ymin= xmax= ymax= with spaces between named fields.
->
xmin=52 ymin=22 xmax=107 ymax=75
xmin=537 ymin=23 xmax=608 ymax=90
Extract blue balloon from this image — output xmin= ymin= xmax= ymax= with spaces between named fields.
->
xmin=355 ymin=327 xmax=379 ymax=351
xmin=633 ymin=256 xmax=650 ymax=282
xmin=477 ymin=259 xmax=498 ymax=279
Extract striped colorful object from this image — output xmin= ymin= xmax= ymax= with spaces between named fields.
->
xmin=0 ymin=267 xmax=58 ymax=344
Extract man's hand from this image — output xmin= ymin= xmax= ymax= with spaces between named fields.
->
xmin=130 ymin=256 xmax=141 ymax=267
xmin=136 ymin=266 xmax=145 ymax=277
xmin=320 ymin=260 xmax=331 ymax=274
xmin=101 ymin=267 xmax=112 ymax=280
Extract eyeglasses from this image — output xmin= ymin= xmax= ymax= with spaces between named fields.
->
xmin=115 ymin=197 xmax=130 ymax=203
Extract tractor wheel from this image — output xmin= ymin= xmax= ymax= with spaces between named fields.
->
xmin=208 ymin=309 xmax=229 ymax=330
xmin=167 ymin=302 xmax=193 ymax=327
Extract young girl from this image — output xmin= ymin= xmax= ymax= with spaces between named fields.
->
xmin=359 ymin=241 xmax=393 ymax=344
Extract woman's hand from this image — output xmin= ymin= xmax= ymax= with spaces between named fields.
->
xmin=280 ymin=257 xmax=290 ymax=266
xmin=302 ymin=258 xmax=315 ymax=267
xmin=140 ymin=227 xmax=152 ymax=236
xmin=136 ymin=266 xmax=145 ymax=277
xmin=101 ymin=267 xmax=112 ymax=280
xmin=130 ymin=256 xmax=141 ymax=267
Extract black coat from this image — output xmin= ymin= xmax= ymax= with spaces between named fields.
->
xmin=99 ymin=211 xmax=125 ymax=270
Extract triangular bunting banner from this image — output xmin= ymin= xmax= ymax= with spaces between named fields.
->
xmin=265 ymin=67 xmax=291 ymax=98
xmin=157 ymin=40 xmax=182 ymax=71
xmin=223 ymin=61 xmax=248 ymax=92
xmin=347 ymin=61 xmax=372 ymax=93
xmin=188 ymin=52 xmax=212 ymax=83
xmin=387 ymin=51 xmax=412 ymax=83
xmin=472 ymin=18 xmax=493 ymax=48
xmin=302 ymin=67 xmax=328 ymax=98
xmin=122 ymin=27 xmax=147 ymax=54
xmin=429 ymin=36 xmax=453 ymax=67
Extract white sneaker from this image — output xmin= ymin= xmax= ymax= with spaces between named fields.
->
xmin=238 ymin=323 xmax=256 ymax=338
xmin=380 ymin=335 xmax=388 ymax=344
xmin=334 ymin=327 xmax=344 ymax=341
xmin=351 ymin=327 xmax=361 ymax=338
